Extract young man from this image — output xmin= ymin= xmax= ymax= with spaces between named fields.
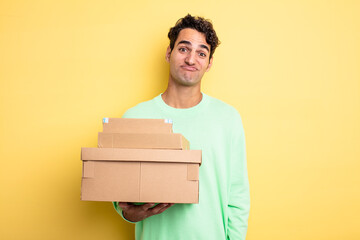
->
xmin=114 ymin=14 xmax=250 ymax=240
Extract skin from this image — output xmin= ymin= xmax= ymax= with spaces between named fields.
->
xmin=118 ymin=28 xmax=213 ymax=222
xmin=117 ymin=203 xmax=175 ymax=222
xmin=162 ymin=28 xmax=213 ymax=108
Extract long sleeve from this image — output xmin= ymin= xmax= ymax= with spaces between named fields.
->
xmin=109 ymin=94 xmax=250 ymax=239
xmin=112 ymin=202 xmax=137 ymax=224
xmin=227 ymin=114 xmax=250 ymax=240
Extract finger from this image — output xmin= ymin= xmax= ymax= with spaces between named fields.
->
xmin=150 ymin=203 xmax=171 ymax=214
xmin=159 ymin=203 xmax=175 ymax=211
xmin=141 ymin=203 xmax=156 ymax=211
xmin=161 ymin=203 xmax=174 ymax=210
xmin=117 ymin=202 xmax=130 ymax=210
xmin=157 ymin=206 xmax=171 ymax=214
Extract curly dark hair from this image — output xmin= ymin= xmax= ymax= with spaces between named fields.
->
xmin=168 ymin=14 xmax=220 ymax=60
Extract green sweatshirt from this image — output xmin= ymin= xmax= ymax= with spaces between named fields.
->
xmin=113 ymin=93 xmax=250 ymax=240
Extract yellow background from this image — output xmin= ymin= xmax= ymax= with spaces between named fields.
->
xmin=1 ymin=0 xmax=359 ymax=239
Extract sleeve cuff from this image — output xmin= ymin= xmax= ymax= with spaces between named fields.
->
xmin=112 ymin=202 xmax=136 ymax=224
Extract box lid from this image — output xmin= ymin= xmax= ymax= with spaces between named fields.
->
xmin=81 ymin=147 xmax=202 ymax=165
xmin=102 ymin=118 xmax=173 ymax=133
xmin=98 ymin=132 xmax=190 ymax=150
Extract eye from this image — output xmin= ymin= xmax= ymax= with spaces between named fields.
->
xmin=199 ymin=52 xmax=207 ymax=58
xmin=179 ymin=47 xmax=187 ymax=52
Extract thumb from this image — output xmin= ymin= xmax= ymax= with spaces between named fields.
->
xmin=117 ymin=202 xmax=130 ymax=210
xmin=142 ymin=203 xmax=156 ymax=210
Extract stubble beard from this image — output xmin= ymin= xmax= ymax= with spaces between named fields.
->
xmin=171 ymin=68 xmax=201 ymax=87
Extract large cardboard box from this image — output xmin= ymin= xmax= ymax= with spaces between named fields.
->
xmin=98 ymin=132 xmax=189 ymax=150
xmin=80 ymin=118 xmax=202 ymax=203
xmin=81 ymin=147 xmax=201 ymax=203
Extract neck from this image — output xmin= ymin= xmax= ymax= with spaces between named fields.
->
xmin=162 ymin=83 xmax=202 ymax=109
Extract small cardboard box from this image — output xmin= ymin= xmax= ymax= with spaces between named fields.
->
xmin=98 ymin=132 xmax=189 ymax=150
xmin=81 ymin=148 xmax=201 ymax=203
xmin=102 ymin=118 xmax=173 ymax=133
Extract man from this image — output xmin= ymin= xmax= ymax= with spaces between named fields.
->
xmin=113 ymin=14 xmax=250 ymax=240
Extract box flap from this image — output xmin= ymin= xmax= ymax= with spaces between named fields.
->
xmin=81 ymin=147 xmax=201 ymax=164
xmin=83 ymin=161 xmax=95 ymax=178
xmin=187 ymin=164 xmax=199 ymax=181
xmin=181 ymin=135 xmax=190 ymax=150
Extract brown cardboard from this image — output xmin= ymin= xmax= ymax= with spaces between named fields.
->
xmin=102 ymin=118 xmax=173 ymax=133
xmin=98 ymin=132 xmax=189 ymax=150
xmin=81 ymin=147 xmax=201 ymax=203
xmin=81 ymin=118 xmax=201 ymax=203
xmin=82 ymin=148 xmax=200 ymax=163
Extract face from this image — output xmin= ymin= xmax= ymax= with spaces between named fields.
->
xmin=166 ymin=28 xmax=213 ymax=87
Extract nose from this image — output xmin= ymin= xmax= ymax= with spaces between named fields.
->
xmin=185 ymin=51 xmax=195 ymax=65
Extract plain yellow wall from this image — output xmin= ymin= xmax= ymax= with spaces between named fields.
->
xmin=1 ymin=0 xmax=359 ymax=239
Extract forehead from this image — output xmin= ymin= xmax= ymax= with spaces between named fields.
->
xmin=175 ymin=28 xmax=210 ymax=48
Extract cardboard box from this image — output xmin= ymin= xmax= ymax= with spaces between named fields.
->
xmin=102 ymin=118 xmax=173 ymax=133
xmin=81 ymin=118 xmax=201 ymax=203
xmin=81 ymin=147 xmax=201 ymax=203
xmin=98 ymin=132 xmax=189 ymax=150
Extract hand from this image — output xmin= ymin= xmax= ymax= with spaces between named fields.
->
xmin=117 ymin=202 xmax=174 ymax=222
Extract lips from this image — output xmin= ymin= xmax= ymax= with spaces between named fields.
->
xmin=181 ymin=65 xmax=198 ymax=71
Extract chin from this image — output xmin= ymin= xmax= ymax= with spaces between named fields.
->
xmin=171 ymin=74 xmax=201 ymax=87
xmin=178 ymin=80 xmax=200 ymax=87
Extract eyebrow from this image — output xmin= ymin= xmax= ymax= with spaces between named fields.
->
xmin=177 ymin=40 xmax=210 ymax=53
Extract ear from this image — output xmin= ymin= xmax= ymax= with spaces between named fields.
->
xmin=165 ymin=46 xmax=171 ymax=63
xmin=206 ymin=57 xmax=213 ymax=72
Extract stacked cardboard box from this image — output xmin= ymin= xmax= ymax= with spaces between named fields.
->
xmin=81 ymin=118 xmax=202 ymax=203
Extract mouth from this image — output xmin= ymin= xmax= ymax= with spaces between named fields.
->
xmin=181 ymin=66 xmax=198 ymax=71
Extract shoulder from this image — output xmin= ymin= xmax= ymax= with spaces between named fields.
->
xmin=204 ymin=94 xmax=245 ymax=132
xmin=203 ymin=94 xmax=245 ymax=137
xmin=122 ymin=95 xmax=159 ymax=118
xmin=205 ymin=94 xmax=242 ymax=119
